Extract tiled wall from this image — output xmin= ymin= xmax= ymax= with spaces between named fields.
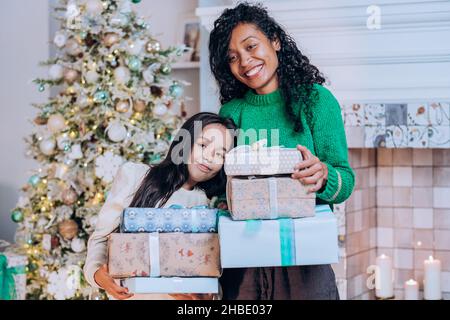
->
xmin=334 ymin=148 xmax=450 ymax=300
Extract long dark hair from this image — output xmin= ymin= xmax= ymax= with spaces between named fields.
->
xmin=129 ymin=112 xmax=237 ymax=208
xmin=209 ymin=2 xmax=326 ymax=133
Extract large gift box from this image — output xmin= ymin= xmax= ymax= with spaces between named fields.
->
xmin=108 ymin=233 xmax=220 ymax=278
xmin=224 ymin=139 xmax=302 ymax=176
xmin=226 ymin=175 xmax=315 ymax=220
xmin=0 ymin=240 xmax=27 ymax=300
xmin=218 ymin=205 xmax=338 ymax=268
xmin=121 ymin=205 xmax=218 ymax=233
xmin=122 ymin=277 xmax=219 ymax=294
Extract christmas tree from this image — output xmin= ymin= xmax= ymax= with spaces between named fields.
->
xmin=10 ymin=0 xmax=187 ymax=299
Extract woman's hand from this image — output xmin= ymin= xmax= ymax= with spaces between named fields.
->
xmin=94 ymin=264 xmax=133 ymax=300
xmin=291 ymin=145 xmax=328 ymax=193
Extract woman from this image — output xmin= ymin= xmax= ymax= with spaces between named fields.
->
xmin=209 ymin=2 xmax=355 ymax=300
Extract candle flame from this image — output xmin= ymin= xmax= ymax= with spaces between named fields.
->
xmin=429 ymin=255 xmax=434 ymax=261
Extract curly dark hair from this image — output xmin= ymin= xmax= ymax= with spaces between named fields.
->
xmin=209 ymin=2 xmax=326 ymax=133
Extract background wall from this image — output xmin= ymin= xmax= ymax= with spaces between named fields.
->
xmin=0 ymin=0 xmax=200 ymax=241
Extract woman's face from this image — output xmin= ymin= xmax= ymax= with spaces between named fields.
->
xmin=188 ymin=123 xmax=234 ymax=183
xmin=228 ymin=23 xmax=280 ymax=95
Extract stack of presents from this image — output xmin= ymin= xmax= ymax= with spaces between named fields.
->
xmin=109 ymin=140 xmax=339 ymax=296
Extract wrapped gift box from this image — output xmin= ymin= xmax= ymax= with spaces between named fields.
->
xmin=227 ymin=175 xmax=315 ymax=220
xmin=108 ymin=233 xmax=220 ymax=278
xmin=218 ymin=205 xmax=338 ymax=268
xmin=122 ymin=277 xmax=219 ymax=294
xmin=0 ymin=240 xmax=27 ymax=300
xmin=121 ymin=206 xmax=218 ymax=233
xmin=224 ymin=140 xmax=302 ymax=176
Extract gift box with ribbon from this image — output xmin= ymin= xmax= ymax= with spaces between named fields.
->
xmin=121 ymin=277 xmax=219 ymax=294
xmin=218 ymin=205 xmax=338 ymax=268
xmin=0 ymin=240 xmax=27 ymax=300
xmin=226 ymin=175 xmax=315 ymax=220
xmin=120 ymin=205 xmax=218 ymax=233
xmin=108 ymin=233 xmax=220 ymax=278
xmin=224 ymin=139 xmax=302 ymax=176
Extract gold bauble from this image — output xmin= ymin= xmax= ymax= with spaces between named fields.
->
xmin=146 ymin=40 xmax=161 ymax=53
xmin=103 ymin=33 xmax=120 ymax=48
xmin=58 ymin=220 xmax=78 ymax=240
xmin=34 ymin=116 xmax=48 ymax=125
xmin=133 ymin=100 xmax=146 ymax=112
xmin=61 ymin=187 xmax=77 ymax=205
xmin=64 ymin=69 xmax=79 ymax=84
xmin=115 ymin=100 xmax=130 ymax=113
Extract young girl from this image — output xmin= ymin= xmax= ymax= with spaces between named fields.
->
xmin=209 ymin=3 xmax=355 ymax=300
xmin=83 ymin=112 xmax=236 ymax=300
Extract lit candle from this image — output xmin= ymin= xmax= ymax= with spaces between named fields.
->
xmin=404 ymin=279 xmax=419 ymax=300
xmin=375 ymin=254 xmax=394 ymax=298
xmin=424 ymin=256 xmax=441 ymax=300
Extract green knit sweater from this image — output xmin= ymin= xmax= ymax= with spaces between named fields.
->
xmin=219 ymin=84 xmax=355 ymax=205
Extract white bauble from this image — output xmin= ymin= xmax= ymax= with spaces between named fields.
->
xmin=107 ymin=122 xmax=127 ymax=142
xmin=71 ymin=237 xmax=86 ymax=253
xmin=63 ymin=69 xmax=79 ymax=84
xmin=39 ymin=138 xmax=56 ymax=155
xmin=65 ymin=38 xmax=82 ymax=56
xmin=47 ymin=114 xmax=67 ymax=133
xmin=49 ymin=64 xmax=64 ymax=80
xmin=153 ymin=103 xmax=168 ymax=116
xmin=85 ymin=70 xmax=99 ymax=84
xmin=77 ymin=94 xmax=90 ymax=108
xmin=54 ymin=32 xmax=67 ymax=48
xmin=127 ymin=40 xmax=145 ymax=55
xmin=85 ymin=0 xmax=104 ymax=15
xmin=113 ymin=67 xmax=131 ymax=84
xmin=68 ymin=144 xmax=83 ymax=160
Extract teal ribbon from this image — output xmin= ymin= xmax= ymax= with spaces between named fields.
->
xmin=0 ymin=253 xmax=26 ymax=300
xmin=279 ymin=219 xmax=296 ymax=266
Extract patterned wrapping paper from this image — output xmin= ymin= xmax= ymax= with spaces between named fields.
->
xmin=226 ymin=176 xmax=315 ymax=220
xmin=0 ymin=243 xmax=28 ymax=300
xmin=224 ymin=140 xmax=302 ymax=176
xmin=108 ymin=233 xmax=221 ymax=278
xmin=120 ymin=207 xmax=218 ymax=233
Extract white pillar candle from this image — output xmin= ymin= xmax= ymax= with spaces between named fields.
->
xmin=375 ymin=254 xmax=394 ymax=298
xmin=424 ymin=256 xmax=442 ymax=300
xmin=404 ymin=279 xmax=419 ymax=300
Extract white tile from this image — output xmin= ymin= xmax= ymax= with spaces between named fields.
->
xmin=433 ymin=188 xmax=450 ymax=208
xmin=377 ymin=227 xmax=394 ymax=248
xmin=413 ymin=208 xmax=434 ymax=229
xmin=393 ymin=166 xmax=412 ymax=187
xmin=394 ymin=248 xmax=414 ymax=269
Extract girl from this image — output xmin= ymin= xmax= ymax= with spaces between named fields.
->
xmin=209 ymin=3 xmax=355 ymax=300
xmin=84 ymin=112 xmax=236 ymax=300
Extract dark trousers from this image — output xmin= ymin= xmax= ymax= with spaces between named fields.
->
xmin=220 ymin=265 xmax=340 ymax=300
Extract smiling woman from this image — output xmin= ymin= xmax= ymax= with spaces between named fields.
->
xmin=209 ymin=2 xmax=355 ymax=300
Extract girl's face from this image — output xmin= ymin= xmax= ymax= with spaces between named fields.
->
xmin=187 ymin=123 xmax=234 ymax=183
xmin=228 ymin=23 xmax=280 ymax=95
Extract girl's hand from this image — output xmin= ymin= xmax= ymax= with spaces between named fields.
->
xmin=291 ymin=145 xmax=328 ymax=193
xmin=94 ymin=264 xmax=133 ymax=300
xmin=169 ymin=294 xmax=216 ymax=300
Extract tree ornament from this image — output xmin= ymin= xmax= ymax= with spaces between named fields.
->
xmin=47 ymin=114 xmax=67 ymax=133
xmin=113 ymin=66 xmax=131 ymax=84
xmin=169 ymin=83 xmax=183 ymax=98
xmin=71 ymin=237 xmax=86 ymax=253
xmin=49 ymin=64 xmax=64 ymax=81
xmin=132 ymin=0 xmax=141 ymax=3
xmin=62 ymin=188 xmax=77 ymax=205
xmin=39 ymin=138 xmax=56 ymax=155
xmin=127 ymin=56 xmax=142 ymax=71
xmin=160 ymin=64 xmax=171 ymax=75
xmin=63 ymin=69 xmax=79 ymax=84
xmin=85 ymin=0 xmax=104 ymax=15
xmin=146 ymin=39 xmax=160 ymax=53
xmin=103 ymin=33 xmax=120 ymax=48
xmin=28 ymin=175 xmax=41 ymax=186
xmin=34 ymin=116 xmax=48 ymax=126
xmin=106 ymin=122 xmax=127 ymax=142
xmin=133 ymin=100 xmax=146 ymax=112
xmin=153 ymin=103 xmax=168 ymax=116
xmin=54 ymin=32 xmax=67 ymax=48
xmin=11 ymin=210 xmax=24 ymax=223
xmin=58 ymin=220 xmax=79 ymax=240
xmin=65 ymin=38 xmax=82 ymax=56
xmin=93 ymin=90 xmax=109 ymax=103
xmin=85 ymin=70 xmax=99 ymax=84
xmin=115 ymin=100 xmax=130 ymax=113
xmin=38 ymin=84 xmax=45 ymax=92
